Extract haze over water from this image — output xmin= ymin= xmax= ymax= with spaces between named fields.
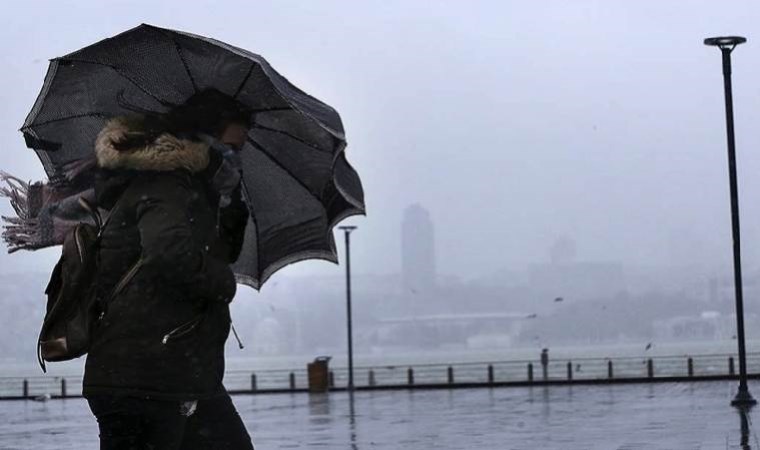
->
xmin=2 ymin=1 xmax=760 ymax=371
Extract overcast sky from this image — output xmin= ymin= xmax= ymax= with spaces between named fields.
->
xmin=1 ymin=1 xmax=760 ymax=286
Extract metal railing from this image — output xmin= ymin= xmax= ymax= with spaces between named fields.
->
xmin=2 ymin=352 xmax=758 ymax=399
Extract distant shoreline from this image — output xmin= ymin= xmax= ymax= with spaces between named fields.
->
xmin=2 ymin=339 xmax=757 ymax=377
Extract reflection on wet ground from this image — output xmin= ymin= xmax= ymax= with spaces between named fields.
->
xmin=1 ymin=381 xmax=760 ymax=449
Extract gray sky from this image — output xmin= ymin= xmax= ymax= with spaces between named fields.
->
xmin=1 ymin=0 xmax=760 ymax=284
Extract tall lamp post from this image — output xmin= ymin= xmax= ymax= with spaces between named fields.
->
xmin=339 ymin=225 xmax=357 ymax=392
xmin=704 ymin=36 xmax=756 ymax=407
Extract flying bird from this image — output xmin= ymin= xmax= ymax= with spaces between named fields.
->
xmin=645 ymin=343 xmax=653 ymax=351
xmin=554 ymin=297 xmax=564 ymax=303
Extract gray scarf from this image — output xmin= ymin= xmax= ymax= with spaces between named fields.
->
xmin=1 ymin=145 xmax=241 ymax=253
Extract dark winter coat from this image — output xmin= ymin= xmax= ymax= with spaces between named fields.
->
xmin=82 ymin=115 xmax=248 ymax=401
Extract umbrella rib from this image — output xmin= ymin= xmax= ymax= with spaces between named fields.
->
xmin=252 ymin=124 xmax=330 ymax=153
xmin=233 ymin=64 xmax=254 ymax=99
xmin=22 ymin=112 xmax=108 ymax=129
xmin=249 ymin=107 xmax=292 ymax=113
xmin=246 ymin=136 xmax=323 ymax=205
xmin=169 ymin=36 xmax=199 ymax=93
xmin=56 ymin=58 xmax=174 ymax=109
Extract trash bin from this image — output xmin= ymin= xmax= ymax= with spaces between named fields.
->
xmin=307 ymin=356 xmax=331 ymax=393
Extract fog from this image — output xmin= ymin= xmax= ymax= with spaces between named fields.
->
xmin=2 ymin=1 xmax=760 ymax=359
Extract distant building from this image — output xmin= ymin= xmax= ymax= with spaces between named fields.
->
xmin=652 ymin=311 xmax=734 ymax=341
xmin=401 ymin=204 xmax=436 ymax=294
xmin=369 ymin=312 xmax=528 ymax=351
xmin=549 ymin=236 xmax=577 ymax=265
xmin=527 ymin=261 xmax=625 ymax=301
xmin=527 ymin=236 xmax=625 ymax=301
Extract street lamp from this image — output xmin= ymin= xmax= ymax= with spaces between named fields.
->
xmin=704 ymin=35 xmax=756 ymax=407
xmin=339 ymin=225 xmax=357 ymax=392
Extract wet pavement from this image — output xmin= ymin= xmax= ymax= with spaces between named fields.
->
xmin=0 ymin=381 xmax=759 ymax=449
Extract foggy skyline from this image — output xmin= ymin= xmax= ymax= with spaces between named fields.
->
xmin=2 ymin=1 xmax=760 ymax=287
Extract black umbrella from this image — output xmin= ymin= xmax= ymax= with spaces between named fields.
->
xmin=20 ymin=23 xmax=365 ymax=289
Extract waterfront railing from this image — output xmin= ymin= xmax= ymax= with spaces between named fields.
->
xmin=2 ymin=352 xmax=759 ymax=399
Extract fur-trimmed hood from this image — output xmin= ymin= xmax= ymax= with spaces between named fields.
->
xmin=95 ymin=115 xmax=210 ymax=173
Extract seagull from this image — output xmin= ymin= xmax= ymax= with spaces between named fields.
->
xmin=526 ymin=313 xmax=538 ymax=319
xmin=554 ymin=297 xmax=564 ymax=303
xmin=645 ymin=343 xmax=653 ymax=351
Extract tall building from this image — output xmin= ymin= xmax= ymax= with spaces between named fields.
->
xmin=401 ymin=204 xmax=436 ymax=294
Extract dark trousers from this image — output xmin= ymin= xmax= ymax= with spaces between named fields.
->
xmin=86 ymin=392 xmax=254 ymax=450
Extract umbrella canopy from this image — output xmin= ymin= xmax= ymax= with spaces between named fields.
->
xmin=20 ymin=23 xmax=365 ymax=289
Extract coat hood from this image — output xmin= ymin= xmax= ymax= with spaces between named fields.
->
xmin=95 ymin=115 xmax=210 ymax=173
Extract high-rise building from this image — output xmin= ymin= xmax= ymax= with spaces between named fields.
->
xmin=401 ymin=204 xmax=436 ymax=293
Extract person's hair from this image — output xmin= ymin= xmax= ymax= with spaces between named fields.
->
xmin=112 ymin=88 xmax=252 ymax=151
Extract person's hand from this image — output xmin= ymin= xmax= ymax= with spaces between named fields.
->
xmin=200 ymin=135 xmax=243 ymax=207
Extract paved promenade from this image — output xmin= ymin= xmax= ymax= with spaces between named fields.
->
xmin=1 ymin=381 xmax=758 ymax=449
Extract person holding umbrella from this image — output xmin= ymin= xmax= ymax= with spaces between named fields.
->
xmin=1 ymin=23 xmax=365 ymax=448
xmin=82 ymin=89 xmax=254 ymax=448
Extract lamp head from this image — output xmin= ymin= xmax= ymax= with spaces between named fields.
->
xmin=704 ymin=36 xmax=747 ymax=50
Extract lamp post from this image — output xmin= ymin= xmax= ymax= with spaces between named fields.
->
xmin=704 ymin=36 xmax=755 ymax=407
xmin=339 ymin=225 xmax=357 ymax=392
